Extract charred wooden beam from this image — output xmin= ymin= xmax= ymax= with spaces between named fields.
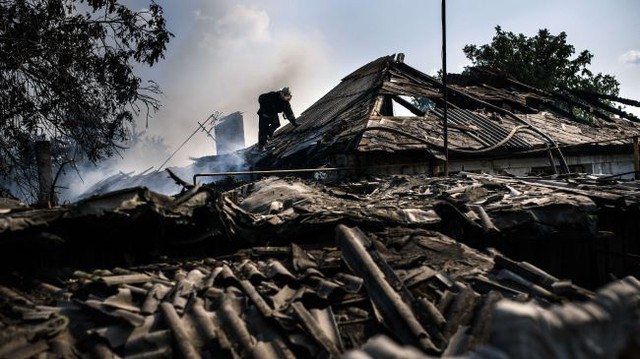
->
xmin=566 ymin=91 xmax=640 ymax=122
xmin=391 ymin=95 xmax=426 ymax=116
xmin=565 ymin=88 xmax=640 ymax=110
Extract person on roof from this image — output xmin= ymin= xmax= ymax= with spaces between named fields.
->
xmin=257 ymin=87 xmax=299 ymax=150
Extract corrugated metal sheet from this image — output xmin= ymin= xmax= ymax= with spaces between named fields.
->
xmin=358 ymin=108 xmax=535 ymax=154
xmin=433 ymin=109 xmax=531 ymax=149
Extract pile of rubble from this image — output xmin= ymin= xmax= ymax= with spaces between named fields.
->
xmin=2 ymin=173 xmax=640 ymax=358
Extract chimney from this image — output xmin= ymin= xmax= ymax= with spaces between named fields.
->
xmin=215 ymin=112 xmax=245 ymax=155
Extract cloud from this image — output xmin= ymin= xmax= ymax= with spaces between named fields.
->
xmin=620 ymin=50 xmax=640 ymax=65
xmin=193 ymin=9 xmax=213 ymax=21
xmin=199 ymin=4 xmax=270 ymax=49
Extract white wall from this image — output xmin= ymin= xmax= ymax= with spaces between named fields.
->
xmin=449 ymin=152 xmax=635 ymax=178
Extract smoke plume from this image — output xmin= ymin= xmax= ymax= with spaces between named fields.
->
xmin=57 ymin=1 xmax=337 ymax=201
xmin=143 ymin=1 xmax=335 ymax=168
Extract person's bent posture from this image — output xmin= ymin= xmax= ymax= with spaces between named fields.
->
xmin=257 ymin=87 xmax=298 ymax=150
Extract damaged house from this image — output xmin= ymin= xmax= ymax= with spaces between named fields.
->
xmin=3 ymin=54 xmax=640 ymax=359
xmin=245 ymin=54 xmax=640 ymax=178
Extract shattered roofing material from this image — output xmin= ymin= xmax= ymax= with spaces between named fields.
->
xmin=2 ymin=222 xmax=639 ymax=358
xmin=3 ymin=173 xmax=640 ymax=276
xmin=3 ymin=171 xmax=640 ymax=357
xmin=0 ymin=225 xmax=590 ymax=358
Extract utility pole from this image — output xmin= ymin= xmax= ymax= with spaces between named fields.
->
xmin=441 ymin=0 xmax=449 ymax=176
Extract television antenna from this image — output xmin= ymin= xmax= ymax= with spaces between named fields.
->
xmin=156 ymin=111 xmax=223 ymax=171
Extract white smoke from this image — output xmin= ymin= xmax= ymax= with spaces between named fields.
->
xmin=142 ymin=1 xmax=335 ymax=168
xmin=57 ymin=132 xmax=173 ymax=201
xmin=57 ymin=1 xmax=338 ymax=201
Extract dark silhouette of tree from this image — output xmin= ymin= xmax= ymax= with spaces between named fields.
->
xmin=0 ymin=0 xmax=172 ymax=200
xmin=463 ymin=26 xmax=619 ymax=96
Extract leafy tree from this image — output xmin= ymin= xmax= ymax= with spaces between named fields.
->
xmin=463 ymin=26 xmax=619 ymax=97
xmin=0 ymin=0 xmax=172 ymax=201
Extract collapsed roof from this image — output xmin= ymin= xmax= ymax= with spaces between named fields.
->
xmin=262 ymin=55 xmax=640 ymax=168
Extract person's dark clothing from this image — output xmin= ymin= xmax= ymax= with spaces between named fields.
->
xmin=257 ymin=91 xmax=296 ymax=149
xmin=258 ymin=114 xmax=279 ymax=149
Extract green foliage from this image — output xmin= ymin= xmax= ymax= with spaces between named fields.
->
xmin=463 ymin=26 xmax=619 ymax=97
xmin=0 ymin=0 xmax=172 ymax=200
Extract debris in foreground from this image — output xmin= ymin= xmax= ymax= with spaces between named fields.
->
xmin=1 ymin=172 xmax=640 ymax=358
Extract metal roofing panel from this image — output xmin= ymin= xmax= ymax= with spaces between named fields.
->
xmin=432 ymin=109 xmax=532 ymax=150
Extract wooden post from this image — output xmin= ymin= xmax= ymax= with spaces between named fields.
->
xmin=35 ymin=140 xmax=53 ymax=206
xmin=633 ymin=136 xmax=639 ymax=180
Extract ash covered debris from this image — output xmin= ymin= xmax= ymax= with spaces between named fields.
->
xmin=0 ymin=223 xmax=603 ymax=358
xmin=5 ymin=172 xmax=640 ymax=285
xmin=2 ymin=172 xmax=640 ymax=358
xmin=0 ymin=185 xmax=248 ymax=267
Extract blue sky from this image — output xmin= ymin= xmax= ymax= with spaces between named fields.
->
xmin=127 ymin=0 xmax=640 ymax=168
